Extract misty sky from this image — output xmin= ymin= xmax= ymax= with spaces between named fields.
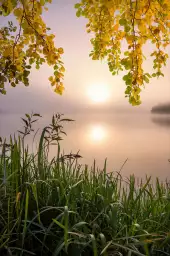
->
xmin=0 ymin=0 xmax=170 ymax=115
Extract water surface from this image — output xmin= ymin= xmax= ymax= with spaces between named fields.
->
xmin=0 ymin=112 xmax=170 ymax=180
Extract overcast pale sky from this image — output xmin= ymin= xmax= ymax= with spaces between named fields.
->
xmin=0 ymin=0 xmax=170 ymax=115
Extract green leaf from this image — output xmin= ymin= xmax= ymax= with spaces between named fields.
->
xmin=23 ymin=77 xmax=29 ymax=86
xmin=40 ymin=0 xmax=45 ymax=5
xmin=24 ymin=70 xmax=30 ymax=77
xmin=53 ymin=219 xmax=65 ymax=230
xmin=123 ymin=74 xmax=128 ymax=81
xmin=76 ymin=10 xmax=81 ymax=17
xmin=29 ymin=58 xmax=34 ymax=64
xmin=54 ymin=71 xmax=59 ymax=76
xmin=145 ymin=73 xmax=151 ymax=78
xmin=119 ymin=18 xmax=127 ymax=26
xmin=125 ymin=26 xmax=130 ymax=32
xmin=25 ymin=114 xmax=31 ymax=120
xmin=143 ymin=76 xmax=149 ymax=83
xmin=125 ymin=79 xmax=132 ymax=85
xmin=157 ymin=72 xmax=164 ymax=77
xmin=134 ymin=87 xmax=141 ymax=94
xmin=33 ymin=113 xmax=42 ymax=117
xmin=12 ymin=0 xmax=17 ymax=7
xmin=11 ymin=82 xmax=16 ymax=87
xmin=26 ymin=65 xmax=31 ymax=69
xmin=1 ymin=5 xmax=10 ymax=16
xmin=54 ymin=64 xmax=59 ymax=70
xmin=124 ymin=51 xmax=129 ymax=56
xmin=125 ymin=86 xmax=131 ymax=94
xmin=75 ymin=3 xmax=81 ymax=9
xmin=0 ymin=89 xmax=6 ymax=95
xmin=40 ymin=58 xmax=45 ymax=63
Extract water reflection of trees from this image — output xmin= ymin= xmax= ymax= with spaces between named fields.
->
xmin=151 ymin=115 xmax=170 ymax=128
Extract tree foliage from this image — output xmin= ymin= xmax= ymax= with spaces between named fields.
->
xmin=0 ymin=0 xmax=170 ymax=105
xmin=0 ymin=0 xmax=65 ymax=95
xmin=75 ymin=0 xmax=170 ymax=105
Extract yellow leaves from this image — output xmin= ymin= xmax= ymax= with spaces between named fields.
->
xmin=77 ymin=0 xmax=170 ymax=106
xmin=22 ymin=37 xmax=30 ymax=45
xmin=113 ymin=24 xmax=119 ymax=32
xmin=51 ymin=81 xmax=55 ymax=86
xmin=43 ymin=47 xmax=48 ymax=55
xmin=58 ymin=47 xmax=64 ymax=54
xmin=102 ymin=34 xmax=110 ymax=42
xmin=92 ymin=55 xmax=98 ymax=60
xmin=3 ymin=47 xmax=12 ymax=57
xmin=49 ymin=76 xmax=53 ymax=82
xmin=60 ymin=66 xmax=65 ymax=72
xmin=108 ymin=7 xmax=115 ymax=16
xmin=2 ymin=0 xmax=170 ymax=104
xmin=0 ymin=0 xmax=65 ymax=96
xmin=54 ymin=83 xmax=65 ymax=95
xmin=154 ymin=28 xmax=160 ymax=35
xmin=23 ymin=27 xmax=34 ymax=35
xmin=159 ymin=25 xmax=166 ymax=34
xmin=46 ymin=34 xmax=55 ymax=42
xmin=16 ymin=65 xmax=24 ymax=73
xmin=49 ymin=76 xmax=65 ymax=95
xmin=136 ymin=77 xmax=143 ymax=86
xmin=13 ymin=8 xmax=23 ymax=18
xmin=46 ymin=52 xmax=59 ymax=66
xmin=138 ymin=20 xmax=146 ymax=34
xmin=163 ymin=42 xmax=169 ymax=48
xmin=49 ymin=63 xmax=65 ymax=94
xmin=135 ymin=11 xmax=142 ymax=20
xmin=156 ymin=42 xmax=160 ymax=49
xmin=126 ymin=35 xmax=134 ymax=44
xmin=166 ymin=21 xmax=170 ymax=28
xmin=40 ymin=0 xmax=45 ymax=5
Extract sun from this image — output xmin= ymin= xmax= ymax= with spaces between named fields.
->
xmin=87 ymin=84 xmax=110 ymax=103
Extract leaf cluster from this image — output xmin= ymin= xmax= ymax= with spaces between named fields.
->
xmin=0 ymin=0 xmax=65 ymax=95
xmin=75 ymin=0 xmax=170 ymax=105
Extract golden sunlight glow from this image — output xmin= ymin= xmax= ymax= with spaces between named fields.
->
xmin=87 ymin=84 xmax=110 ymax=103
xmin=90 ymin=125 xmax=106 ymax=142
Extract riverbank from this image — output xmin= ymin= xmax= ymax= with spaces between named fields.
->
xmin=0 ymin=131 xmax=170 ymax=255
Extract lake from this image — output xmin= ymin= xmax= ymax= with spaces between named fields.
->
xmin=0 ymin=112 xmax=170 ymax=180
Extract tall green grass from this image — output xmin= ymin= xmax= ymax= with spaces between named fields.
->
xmin=0 ymin=113 xmax=170 ymax=256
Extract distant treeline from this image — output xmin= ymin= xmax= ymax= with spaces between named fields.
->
xmin=151 ymin=103 xmax=170 ymax=114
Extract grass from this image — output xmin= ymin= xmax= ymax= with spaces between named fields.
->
xmin=0 ymin=113 xmax=170 ymax=256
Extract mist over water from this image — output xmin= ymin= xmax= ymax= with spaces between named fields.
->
xmin=0 ymin=111 xmax=170 ymax=180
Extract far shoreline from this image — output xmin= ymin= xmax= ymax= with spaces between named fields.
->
xmin=151 ymin=103 xmax=170 ymax=114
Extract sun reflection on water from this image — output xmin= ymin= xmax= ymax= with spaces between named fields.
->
xmin=89 ymin=125 xmax=107 ymax=143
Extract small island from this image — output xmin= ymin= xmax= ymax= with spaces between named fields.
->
xmin=151 ymin=103 xmax=170 ymax=114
